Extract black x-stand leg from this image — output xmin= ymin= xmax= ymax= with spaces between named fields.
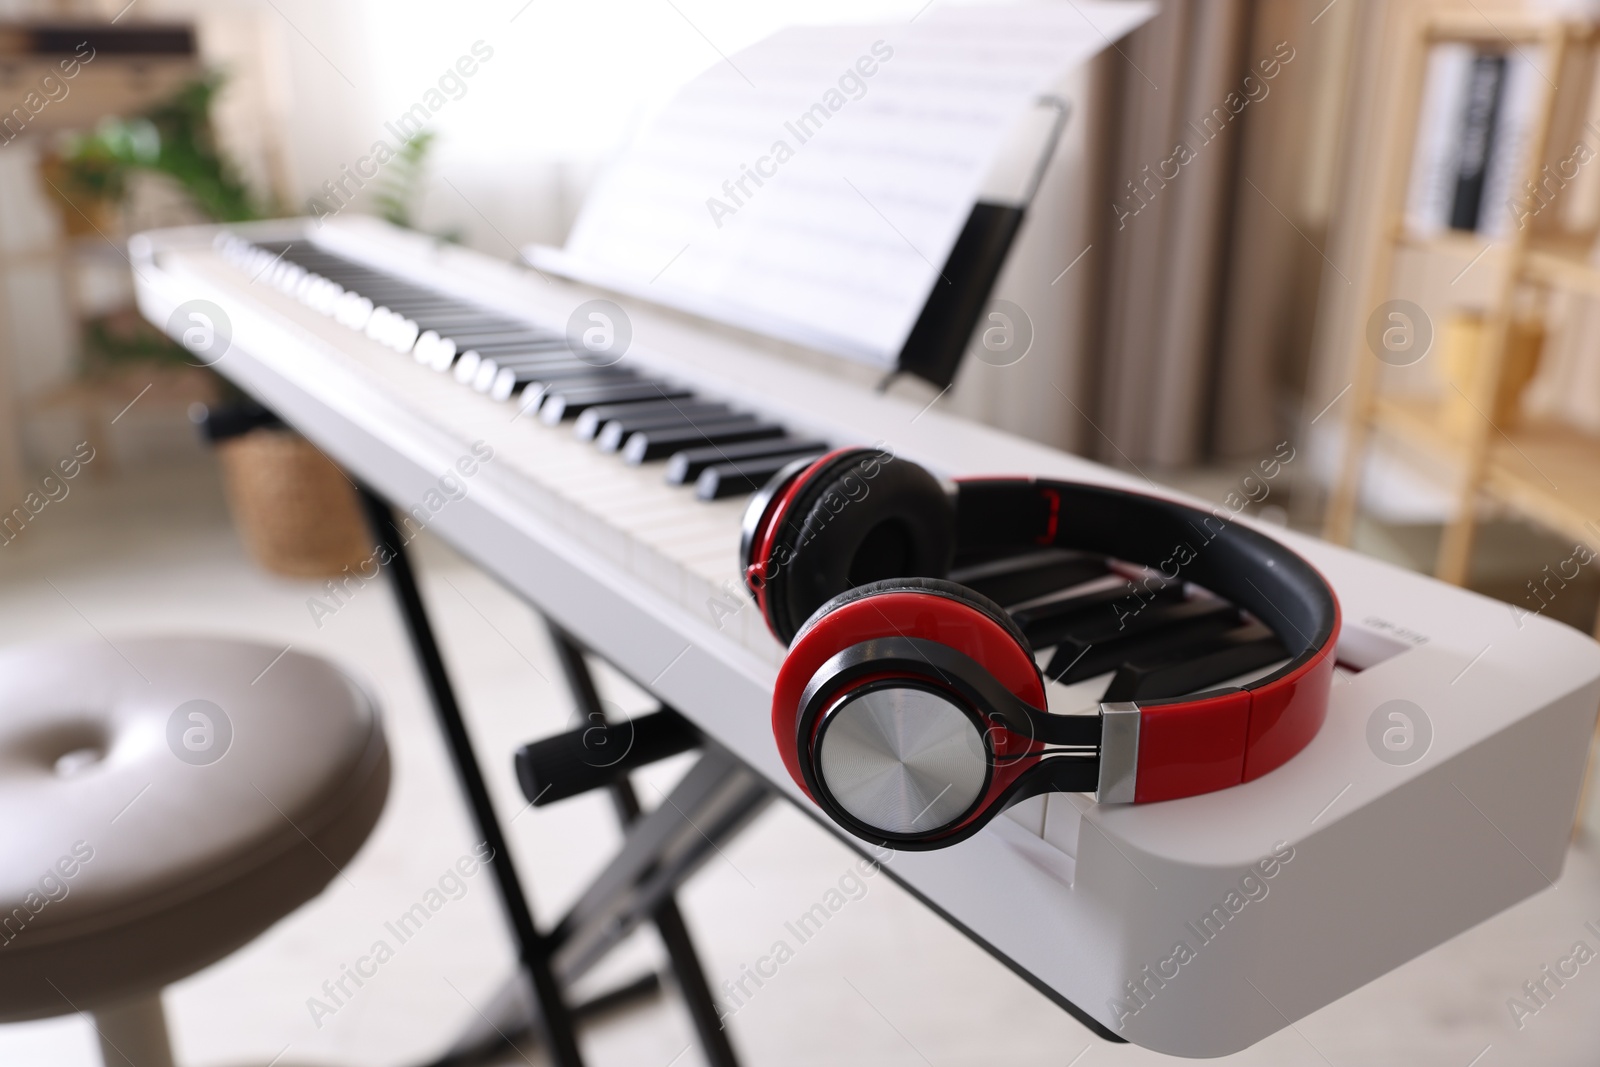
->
xmin=361 ymin=489 xmax=601 ymax=1067
xmin=359 ymin=488 xmax=760 ymax=1067
xmin=546 ymin=626 xmax=743 ymax=1067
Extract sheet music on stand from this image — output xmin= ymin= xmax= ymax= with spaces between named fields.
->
xmin=528 ymin=2 xmax=1154 ymax=369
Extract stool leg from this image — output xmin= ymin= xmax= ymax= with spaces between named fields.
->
xmin=91 ymin=995 xmax=175 ymax=1067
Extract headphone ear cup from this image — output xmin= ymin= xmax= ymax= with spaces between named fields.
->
xmin=761 ymin=451 xmax=956 ymax=644
xmin=786 ymin=576 xmax=1043 ymax=840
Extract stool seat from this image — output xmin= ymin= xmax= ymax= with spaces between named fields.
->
xmin=0 ymin=636 xmax=389 ymax=1021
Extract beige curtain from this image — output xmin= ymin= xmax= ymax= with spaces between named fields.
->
xmin=1088 ymin=0 xmax=1356 ymax=468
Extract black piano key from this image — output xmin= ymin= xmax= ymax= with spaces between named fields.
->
xmin=432 ymin=322 xmax=559 ymax=338
xmin=491 ymin=365 xmax=631 ymax=400
xmin=513 ymin=370 xmax=638 ymax=408
xmin=373 ymin=300 xmax=471 ymax=315
xmin=594 ymin=403 xmax=738 ymax=451
xmin=1101 ymin=623 xmax=1288 ymax=703
xmin=468 ymin=341 xmax=574 ymax=360
xmin=434 ymin=330 xmax=560 ymax=349
xmin=314 ymin=275 xmax=386 ymax=288
xmin=288 ymin=257 xmax=367 ymax=269
xmin=665 ymin=436 xmax=830 ymax=485
xmin=1012 ymin=577 xmax=1185 ymax=649
xmin=1062 ymin=594 xmax=1242 ymax=648
xmin=695 ymin=450 xmax=828 ymax=500
xmin=468 ymin=347 xmax=579 ymax=367
xmin=491 ymin=363 xmax=634 ymax=401
xmin=948 ymin=549 xmax=1109 ymax=609
xmin=477 ymin=355 xmax=570 ymax=391
xmin=576 ymin=398 xmax=731 ymax=442
xmin=489 ymin=363 xmax=627 ymax=391
xmin=378 ymin=297 xmax=479 ymax=310
xmin=321 ymin=276 xmax=418 ymax=287
xmin=1046 ymin=599 xmax=1244 ymax=684
xmin=516 ymin=372 xmax=638 ymax=411
xmin=457 ymin=349 xmax=578 ymax=384
xmin=344 ymin=287 xmax=433 ymax=302
xmin=318 ymin=273 xmax=418 ymax=286
xmin=417 ymin=314 xmax=527 ymax=331
xmin=476 ymin=352 xmax=605 ymax=375
xmin=539 ymin=381 xmax=693 ymax=423
xmin=623 ymin=419 xmax=786 ymax=464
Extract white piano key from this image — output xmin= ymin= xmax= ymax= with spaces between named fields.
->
xmin=1042 ymin=792 xmax=1090 ymax=858
xmin=1004 ymin=795 xmax=1048 ymax=835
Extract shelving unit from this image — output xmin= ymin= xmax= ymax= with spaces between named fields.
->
xmin=0 ymin=22 xmax=199 ymax=502
xmin=1325 ymin=9 xmax=1600 ymax=636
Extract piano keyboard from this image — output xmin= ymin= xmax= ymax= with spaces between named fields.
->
xmin=134 ymin=218 xmax=1595 ymax=1055
xmin=218 ymin=235 xmax=830 ymax=502
xmin=213 ymin=232 xmax=1289 ymax=709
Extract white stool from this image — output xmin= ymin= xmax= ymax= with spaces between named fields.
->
xmin=0 ymin=636 xmax=390 ymax=1066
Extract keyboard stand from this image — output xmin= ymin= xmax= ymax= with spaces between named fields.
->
xmin=358 ymin=488 xmax=767 ymax=1067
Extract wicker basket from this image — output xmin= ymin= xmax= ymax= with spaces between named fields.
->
xmin=215 ymin=429 xmax=373 ymax=578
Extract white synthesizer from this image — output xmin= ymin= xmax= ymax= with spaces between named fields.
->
xmin=130 ymin=216 xmax=1600 ymax=1057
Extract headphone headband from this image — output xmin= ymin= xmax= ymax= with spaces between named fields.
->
xmin=952 ymin=477 xmax=1338 ymax=691
xmin=747 ymin=450 xmax=1342 ymax=848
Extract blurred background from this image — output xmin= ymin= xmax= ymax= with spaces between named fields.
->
xmin=8 ymin=0 xmax=1600 ymax=631
xmin=3 ymin=0 xmax=1600 ymax=1064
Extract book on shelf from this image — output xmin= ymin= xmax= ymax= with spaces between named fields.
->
xmin=1448 ymin=51 xmax=1506 ymax=232
xmin=1405 ymin=43 xmax=1545 ymax=240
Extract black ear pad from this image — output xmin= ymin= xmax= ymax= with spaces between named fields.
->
xmin=763 ymin=451 xmax=957 ymax=644
xmin=795 ymin=576 xmax=1033 ymax=660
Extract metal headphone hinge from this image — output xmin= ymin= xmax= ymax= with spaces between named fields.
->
xmin=1096 ymin=702 xmax=1140 ymax=804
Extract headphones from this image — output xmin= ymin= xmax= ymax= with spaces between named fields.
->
xmin=740 ymin=447 xmax=1340 ymax=850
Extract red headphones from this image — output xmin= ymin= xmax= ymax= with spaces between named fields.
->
xmin=740 ymin=447 xmax=1340 ymax=850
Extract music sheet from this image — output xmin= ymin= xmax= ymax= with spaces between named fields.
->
xmin=528 ymin=2 xmax=1156 ymax=367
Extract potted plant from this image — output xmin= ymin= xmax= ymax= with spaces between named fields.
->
xmin=51 ymin=72 xmax=373 ymax=578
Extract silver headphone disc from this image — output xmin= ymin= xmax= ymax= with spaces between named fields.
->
xmin=817 ymin=686 xmax=988 ymax=836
